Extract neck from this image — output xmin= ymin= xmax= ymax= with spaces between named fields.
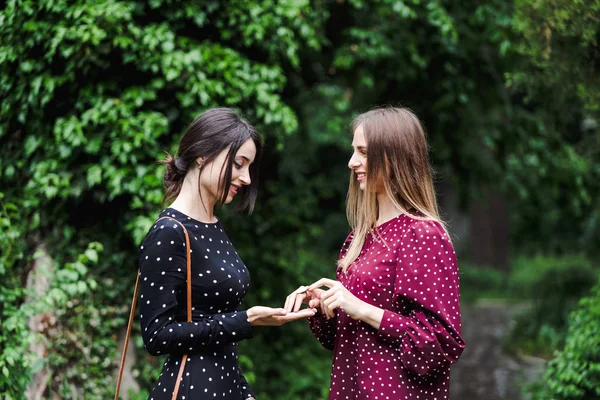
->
xmin=376 ymin=191 xmax=402 ymax=225
xmin=169 ymin=173 xmax=217 ymax=223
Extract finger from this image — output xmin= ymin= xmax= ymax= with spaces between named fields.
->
xmin=289 ymin=308 xmax=318 ymax=319
xmin=326 ymin=299 xmax=342 ymax=316
xmin=263 ymin=307 xmax=287 ymax=317
xmin=307 ymin=288 xmax=325 ymax=300
xmin=295 ymin=285 xmax=308 ymax=294
xmin=322 ymin=293 xmax=338 ymax=310
xmin=307 ymin=278 xmax=337 ymax=291
xmin=275 ymin=308 xmax=317 ymax=321
xmin=321 ymin=296 xmax=334 ymax=319
xmin=310 ymin=298 xmax=325 ymax=312
xmin=321 ymin=288 xmax=339 ymax=301
xmin=318 ymin=287 xmax=339 ymax=303
xmin=324 ymin=297 xmax=340 ymax=319
xmin=293 ymin=293 xmax=307 ymax=313
xmin=319 ymin=297 xmax=328 ymax=319
xmin=284 ymin=293 xmax=296 ymax=312
xmin=285 ymin=286 xmax=307 ymax=312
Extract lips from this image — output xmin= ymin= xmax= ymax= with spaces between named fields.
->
xmin=356 ymin=172 xmax=366 ymax=181
xmin=229 ymin=184 xmax=241 ymax=195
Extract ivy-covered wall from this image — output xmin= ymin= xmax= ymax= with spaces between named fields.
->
xmin=1 ymin=0 xmax=598 ymax=399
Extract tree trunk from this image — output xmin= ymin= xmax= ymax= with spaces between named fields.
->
xmin=469 ymin=187 xmax=509 ymax=270
xmin=114 ymin=329 xmax=140 ymax=399
xmin=25 ymin=244 xmax=57 ymax=400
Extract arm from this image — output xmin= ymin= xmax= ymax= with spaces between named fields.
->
xmin=305 ymin=233 xmax=352 ymax=351
xmin=374 ymin=220 xmax=465 ymax=376
xmin=312 ymin=220 xmax=465 ymax=376
xmin=138 ymin=223 xmax=253 ymax=356
xmin=238 ymin=365 xmax=255 ymax=399
xmin=307 ymin=310 xmax=337 ymax=351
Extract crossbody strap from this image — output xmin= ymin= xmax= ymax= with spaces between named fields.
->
xmin=115 ymin=216 xmax=192 ymax=400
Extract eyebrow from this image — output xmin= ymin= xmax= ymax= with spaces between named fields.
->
xmin=352 ymin=145 xmax=367 ymax=150
xmin=236 ymin=155 xmax=252 ymax=163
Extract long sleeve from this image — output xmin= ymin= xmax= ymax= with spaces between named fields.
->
xmin=307 ymin=311 xmax=337 ymax=351
xmin=308 ymin=232 xmax=353 ymax=351
xmin=376 ymin=219 xmax=465 ymax=376
xmin=138 ymin=223 xmax=253 ymax=356
xmin=238 ymin=366 xmax=254 ymax=399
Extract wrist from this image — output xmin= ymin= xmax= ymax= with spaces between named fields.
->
xmin=358 ymin=302 xmax=384 ymax=329
xmin=246 ymin=307 xmax=256 ymax=323
xmin=357 ymin=302 xmax=373 ymax=321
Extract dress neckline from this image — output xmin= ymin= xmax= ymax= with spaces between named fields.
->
xmin=164 ymin=207 xmax=220 ymax=226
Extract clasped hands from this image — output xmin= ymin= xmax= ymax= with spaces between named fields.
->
xmin=284 ymin=278 xmax=367 ymax=321
xmin=247 ymin=278 xmax=367 ymax=327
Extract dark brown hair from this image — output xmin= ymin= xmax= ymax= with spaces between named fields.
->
xmin=162 ymin=108 xmax=262 ymax=213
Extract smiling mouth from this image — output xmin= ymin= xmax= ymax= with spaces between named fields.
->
xmin=356 ymin=172 xmax=366 ymax=180
xmin=229 ymin=184 xmax=241 ymax=195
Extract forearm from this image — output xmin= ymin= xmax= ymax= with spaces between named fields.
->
xmin=357 ymin=301 xmax=385 ymax=330
xmin=307 ymin=312 xmax=337 ymax=350
xmin=377 ymin=308 xmax=465 ymax=375
xmin=238 ymin=365 xmax=255 ymax=399
xmin=143 ymin=311 xmax=253 ymax=356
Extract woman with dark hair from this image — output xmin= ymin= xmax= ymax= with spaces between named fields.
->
xmin=285 ymin=107 xmax=465 ymax=399
xmin=138 ymin=108 xmax=315 ymax=400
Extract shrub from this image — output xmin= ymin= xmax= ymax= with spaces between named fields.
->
xmin=506 ymin=257 xmax=598 ymax=358
xmin=526 ymin=276 xmax=600 ymax=399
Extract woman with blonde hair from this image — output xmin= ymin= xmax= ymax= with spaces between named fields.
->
xmin=285 ymin=107 xmax=465 ymax=399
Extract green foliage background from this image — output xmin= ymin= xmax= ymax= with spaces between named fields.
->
xmin=0 ymin=0 xmax=598 ymax=399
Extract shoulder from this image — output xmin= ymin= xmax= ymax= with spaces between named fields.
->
xmin=401 ymin=216 xmax=451 ymax=245
xmin=339 ymin=231 xmax=354 ymax=258
xmin=397 ymin=217 xmax=457 ymax=268
xmin=140 ymin=215 xmax=187 ymax=252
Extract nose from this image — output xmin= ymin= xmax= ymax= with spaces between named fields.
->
xmin=239 ymin=171 xmax=251 ymax=186
xmin=348 ymin=153 xmax=360 ymax=170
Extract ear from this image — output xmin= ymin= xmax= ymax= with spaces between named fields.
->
xmin=195 ymin=156 xmax=205 ymax=169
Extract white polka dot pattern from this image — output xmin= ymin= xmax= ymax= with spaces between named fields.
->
xmin=139 ymin=208 xmax=255 ymax=400
xmin=308 ymin=215 xmax=465 ymax=399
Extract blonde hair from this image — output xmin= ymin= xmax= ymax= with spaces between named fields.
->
xmin=338 ymin=107 xmax=445 ymax=272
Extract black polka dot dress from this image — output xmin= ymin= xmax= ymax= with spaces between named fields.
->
xmin=138 ymin=208 xmax=255 ymax=400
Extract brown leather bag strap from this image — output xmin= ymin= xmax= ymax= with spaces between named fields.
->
xmin=115 ymin=216 xmax=192 ymax=400
xmin=114 ymin=270 xmax=140 ymax=399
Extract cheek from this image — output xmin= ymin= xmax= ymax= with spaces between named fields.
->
xmin=201 ymin=169 xmax=222 ymax=191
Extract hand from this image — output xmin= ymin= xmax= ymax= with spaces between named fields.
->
xmin=283 ymin=286 xmax=325 ymax=313
xmin=247 ymin=306 xmax=316 ymax=326
xmin=307 ymin=278 xmax=367 ymax=320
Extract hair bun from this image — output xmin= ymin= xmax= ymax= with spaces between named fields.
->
xmin=163 ymin=154 xmax=186 ymax=189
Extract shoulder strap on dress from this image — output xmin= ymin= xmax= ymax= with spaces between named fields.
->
xmin=114 ymin=215 xmax=192 ymax=400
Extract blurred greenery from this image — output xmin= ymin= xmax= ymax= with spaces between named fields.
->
xmin=461 ymin=254 xmax=599 ymax=359
xmin=507 ymin=257 xmax=599 ymax=359
xmin=526 ymin=276 xmax=600 ymax=400
xmin=0 ymin=0 xmax=599 ymax=399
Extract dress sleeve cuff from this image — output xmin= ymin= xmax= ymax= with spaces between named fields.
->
xmin=377 ymin=309 xmax=407 ymax=345
xmin=237 ymin=310 xmax=254 ymax=340
xmin=307 ymin=309 xmax=328 ymax=322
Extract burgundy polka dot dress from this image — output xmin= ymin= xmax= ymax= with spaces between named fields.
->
xmin=309 ymin=215 xmax=465 ymax=400
xmin=138 ymin=208 xmax=255 ymax=400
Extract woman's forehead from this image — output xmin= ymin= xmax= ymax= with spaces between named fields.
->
xmin=236 ymin=138 xmax=257 ymax=160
